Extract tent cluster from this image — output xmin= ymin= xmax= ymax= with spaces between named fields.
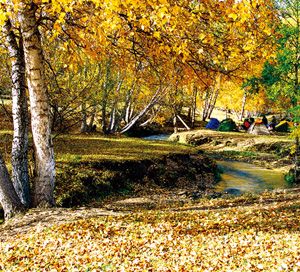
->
xmin=206 ymin=116 xmax=295 ymax=135
xmin=206 ymin=118 xmax=238 ymax=132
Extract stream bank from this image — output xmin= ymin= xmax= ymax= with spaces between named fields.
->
xmin=55 ymin=152 xmax=218 ymax=208
xmin=167 ymin=129 xmax=299 ymax=197
xmin=169 ymin=129 xmax=294 ymax=170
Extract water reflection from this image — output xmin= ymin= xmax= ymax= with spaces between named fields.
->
xmin=215 ymin=160 xmax=288 ymax=194
xmin=143 ymin=134 xmax=170 ymax=141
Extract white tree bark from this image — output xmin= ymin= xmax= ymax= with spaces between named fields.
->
xmin=4 ymin=19 xmax=30 ymax=207
xmin=120 ymin=87 xmax=165 ymax=134
xmin=80 ymin=102 xmax=88 ymax=133
xmin=240 ymin=92 xmax=247 ymax=121
xmin=19 ymin=2 xmax=55 ymax=207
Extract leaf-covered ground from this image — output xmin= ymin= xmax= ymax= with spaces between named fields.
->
xmin=1 ymin=190 xmax=300 ymax=271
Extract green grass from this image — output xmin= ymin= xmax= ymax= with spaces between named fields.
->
xmin=0 ymin=131 xmax=194 ymax=163
xmin=1 ymin=132 xmax=197 ymax=207
xmin=54 ymin=134 xmax=194 ymax=163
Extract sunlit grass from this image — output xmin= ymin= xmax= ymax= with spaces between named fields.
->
xmin=54 ymin=134 xmax=194 ymax=162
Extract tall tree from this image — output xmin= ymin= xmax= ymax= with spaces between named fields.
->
xmin=18 ymin=2 xmax=55 ymax=207
xmin=259 ymin=0 xmax=299 ymax=106
xmin=3 ymin=19 xmax=30 ymax=207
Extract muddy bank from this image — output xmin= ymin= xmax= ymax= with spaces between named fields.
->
xmin=169 ymin=129 xmax=294 ymax=170
xmin=56 ymin=153 xmax=218 ymax=207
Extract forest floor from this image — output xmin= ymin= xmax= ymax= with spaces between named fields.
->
xmin=1 ymin=129 xmax=300 ymax=270
xmin=0 ymin=188 xmax=299 ymax=270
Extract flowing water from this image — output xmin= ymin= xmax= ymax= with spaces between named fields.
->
xmin=215 ymin=160 xmax=288 ymax=195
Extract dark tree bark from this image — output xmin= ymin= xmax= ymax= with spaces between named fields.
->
xmin=0 ymin=153 xmax=25 ymax=219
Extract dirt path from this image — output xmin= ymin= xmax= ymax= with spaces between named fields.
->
xmin=0 ymin=207 xmax=123 ymax=242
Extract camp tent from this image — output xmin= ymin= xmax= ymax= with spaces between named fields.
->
xmin=248 ymin=122 xmax=270 ymax=135
xmin=206 ymin=118 xmax=220 ymax=130
xmin=275 ymin=120 xmax=292 ymax=132
xmin=217 ymin=118 xmax=237 ymax=132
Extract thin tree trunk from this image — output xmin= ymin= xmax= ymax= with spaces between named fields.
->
xmin=19 ymin=2 xmax=55 ymax=207
xmin=191 ymin=86 xmax=198 ymax=128
xmin=101 ymin=84 xmax=108 ymax=134
xmin=88 ymin=104 xmax=97 ymax=131
xmin=295 ymin=136 xmax=300 ymax=183
xmin=173 ymin=115 xmax=178 ymax=133
xmin=3 ymin=19 xmax=30 ymax=206
xmin=240 ymin=92 xmax=247 ymax=121
xmin=0 ymin=153 xmax=25 ymax=219
xmin=108 ymin=78 xmax=122 ymax=132
xmin=207 ymin=89 xmax=219 ymax=119
xmin=176 ymin=115 xmax=191 ymax=130
xmin=101 ymin=99 xmax=107 ymax=134
xmin=140 ymin=106 xmax=161 ymax=127
xmin=120 ymin=87 xmax=164 ymax=134
xmin=125 ymin=103 xmax=132 ymax=124
xmin=80 ymin=102 xmax=88 ymax=133
xmin=207 ymin=74 xmax=221 ymax=119
xmin=120 ymin=100 xmax=156 ymax=133
xmin=202 ymin=87 xmax=211 ymax=121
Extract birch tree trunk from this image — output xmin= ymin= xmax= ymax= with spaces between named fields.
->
xmin=173 ymin=115 xmax=178 ymax=133
xmin=101 ymin=98 xmax=107 ymax=134
xmin=207 ymin=89 xmax=219 ymax=119
xmin=19 ymin=2 xmax=55 ymax=207
xmin=80 ymin=102 xmax=88 ymax=133
xmin=4 ymin=19 xmax=30 ymax=207
xmin=0 ymin=153 xmax=25 ymax=219
xmin=88 ymin=103 xmax=97 ymax=131
xmin=191 ymin=86 xmax=198 ymax=128
xmin=240 ymin=92 xmax=247 ymax=121
xmin=202 ymin=74 xmax=221 ymax=121
xmin=207 ymin=74 xmax=221 ymax=119
xmin=108 ymin=78 xmax=123 ymax=132
xmin=202 ymin=87 xmax=211 ymax=121
xmin=120 ymin=87 xmax=164 ymax=134
xmin=295 ymin=136 xmax=300 ymax=183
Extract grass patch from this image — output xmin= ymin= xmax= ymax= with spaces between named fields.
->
xmin=53 ymin=134 xmax=201 ymax=207
xmin=54 ymin=134 xmax=194 ymax=163
xmin=207 ymin=150 xmax=260 ymax=161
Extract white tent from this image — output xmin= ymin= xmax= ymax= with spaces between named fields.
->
xmin=248 ymin=122 xmax=270 ymax=135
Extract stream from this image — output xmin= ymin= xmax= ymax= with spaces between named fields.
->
xmin=215 ymin=160 xmax=288 ymax=195
xmin=143 ymin=134 xmax=289 ymax=195
xmin=143 ymin=134 xmax=170 ymax=141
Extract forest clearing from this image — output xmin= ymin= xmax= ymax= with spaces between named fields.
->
xmin=0 ymin=0 xmax=300 ymax=270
